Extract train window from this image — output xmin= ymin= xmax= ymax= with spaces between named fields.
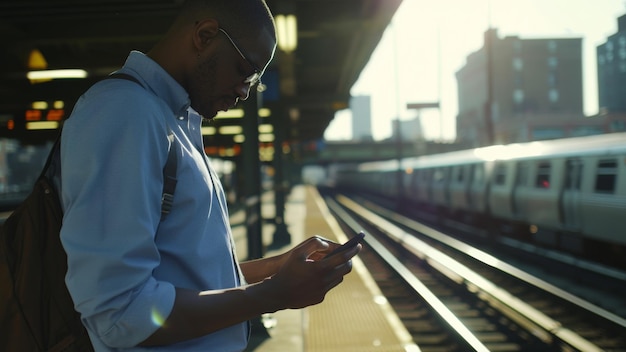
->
xmin=465 ymin=165 xmax=475 ymax=183
xmin=473 ymin=164 xmax=484 ymax=184
xmin=456 ymin=166 xmax=465 ymax=183
xmin=411 ymin=171 xmax=419 ymax=191
xmin=422 ymin=169 xmax=432 ymax=183
xmin=444 ymin=167 xmax=451 ymax=182
xmin=565 ymin=159 xmax=582 ymax=190
xmin=516 ymin=162 xmax=529 ymax=186
xmin=594 ymin=160 xmax=617 ymax=193
xmin=434 ymin=168 xmax=445 ymax=183
xmin=535 ymin=162 xmax=551 ymax=188
xmin=494 ymin=163 xmax=507 ymax=185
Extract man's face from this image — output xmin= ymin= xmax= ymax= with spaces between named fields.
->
xmin=189 ymin=27 xmax=276 ymax=120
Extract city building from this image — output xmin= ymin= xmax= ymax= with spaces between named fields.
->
xmin=456 ymin=28 xmax=587 ymax=146
xmin=597 ymin=14 xmax=626 ymax=113
xmin=350 ymin=95 xmax=373 ymax=141
xmin=391 ymin=117 xmax=424 ymax=142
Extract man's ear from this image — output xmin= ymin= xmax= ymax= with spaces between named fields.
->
xmin=194 ymin=18 xmax=220 ymax=51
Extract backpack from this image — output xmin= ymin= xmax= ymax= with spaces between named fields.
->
xmin=0 ymin=73 xmax=178 ymax=351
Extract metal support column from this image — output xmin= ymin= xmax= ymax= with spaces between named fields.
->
xmin=242 ymin=90 xmax=263 ymax=260
xmin=394 ymin=118 xmax=404 ymax=212
xmin=270 ymin=109 xmax=291 ymax=249
xmin=241 ymin=89 xmax=270 ymax=342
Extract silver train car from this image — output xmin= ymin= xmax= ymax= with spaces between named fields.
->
xmin=329 ymin=133 xmax=626 ymax=265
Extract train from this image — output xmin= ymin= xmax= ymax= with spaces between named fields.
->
xmin=327 ymin=132 xmax=626 ymax=267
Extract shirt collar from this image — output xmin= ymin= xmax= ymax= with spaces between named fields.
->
xmin=119 ymin=51 xmax=191 ymax=117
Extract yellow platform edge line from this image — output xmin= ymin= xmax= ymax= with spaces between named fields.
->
xmin=310 ymin=187 xmax=420 ymax=352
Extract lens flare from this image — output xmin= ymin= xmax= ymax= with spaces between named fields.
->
xmin=151 ymin=308 xmax=166 ymax=327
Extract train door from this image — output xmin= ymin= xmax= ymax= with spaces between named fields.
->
xmin=561 ymin=158 xmax=582 ymax=230
xmin=425 ymin=168 xmax=434 ymax=204
xmin=489 ymin=161 xmax=515 ymax=220
xmin=527 ymin=161 xmax=561 ymax=229
xmin=469 ymin=162 xmax=487 ymax=212
xmin=409 ymin=169 xmax=420 ymax=203
xmin=451 ymin=164 xmax=471 ymax=211
xmin=432 ymin=167 xmax=446 ymax=207
xmin=465 ymin=164 xmax=474 ymax=208
xmin=512 ymin=161 xmax=530 ymax=219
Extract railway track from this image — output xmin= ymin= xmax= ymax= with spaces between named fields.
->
xmin=323 ymin=191 xmax=626 ymax=351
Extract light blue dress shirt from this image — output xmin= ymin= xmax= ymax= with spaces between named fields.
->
xmin=60 ymin=51 xmax=248 ymax=351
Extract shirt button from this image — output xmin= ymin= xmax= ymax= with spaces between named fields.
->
xmin=177 ymin=116 xmax=185 ymax=120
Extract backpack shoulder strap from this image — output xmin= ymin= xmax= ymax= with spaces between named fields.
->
xmin=52 ymin=73 xmax=178 ymax=217
xmin=105 ymin=73 xmax=179 ymax=217
xmin=161 ymin=132 xmax=178 ymax=217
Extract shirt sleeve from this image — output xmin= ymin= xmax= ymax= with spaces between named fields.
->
xmin=60 ymin=81 xmax=176 ymax=348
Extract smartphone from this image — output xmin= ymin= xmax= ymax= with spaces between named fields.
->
xmin=324 ymin=231 xmax=365 ymax=259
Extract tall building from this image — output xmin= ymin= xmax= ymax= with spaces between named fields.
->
xmin=456 ymin=29 xmax=585 ymax=146
xmin=350 ymin=95 xmax=372 ymax=141
xmin=597 ymin=14 xmax=626 ymax=113
xmin=391 ymin=117 xmax=424 ymax=141
xmin=593 ymin=14 xmax=626 ymax=134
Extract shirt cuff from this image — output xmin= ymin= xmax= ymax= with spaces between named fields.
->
xmin=99 ymin=280 xmax=176 ymax=348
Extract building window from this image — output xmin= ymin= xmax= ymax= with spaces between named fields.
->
xmin=548 ymin=40 xmax=557 ymax=52
xmin=549 ymin=89 xmax=559 ymax=103
xmin=572 ymin=126 xmax=604 ymax=136
xmin=548 ymin=72 xmax=558 ymax=86
xmin=513 ymin=89 xmax=524 ymax=104
xmin=548 ymin=57 xmax=558 ymax=68
xmin=513 ymin=57 xmax=523 ymax=71
xmin=619 ymin=35 xmax=626 ymax=62
xmin=610 ymin=120 xmax=626 ymax=131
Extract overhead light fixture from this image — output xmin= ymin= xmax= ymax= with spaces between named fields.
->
xmin=259 ymin=134 xmax=275 ymax=143
xmin=276 ymin=14 xmax=297 ymax=52
xmin=215 ymin=108 xmax=272 ymax=119
xmin=219 ymin=126 xmax=243 ymax=135
xmin=259 ymin=108 xmax=271 ymax=117
xmin=26 ymin=121 xmax=59 ymax=130
xmin=27 ymin=69 xmax=88 ymax=80
xmin=216 ymin=109 xmax=245 ymax=119
xmin=201 ymin=126 xmax=216 ymax=135
xmin=28 ymin=49 xmax=48 ymax=70
xmin=259 ymin=124 xmax=273 ymax=133
xmin=31 ymin=101 xmax=48 ymax=110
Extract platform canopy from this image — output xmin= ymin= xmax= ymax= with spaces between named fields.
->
xmin=0 ymin=0 xmax=402 ymax=146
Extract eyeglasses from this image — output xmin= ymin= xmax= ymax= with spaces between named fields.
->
xmin=218 ymin=28 xmax=266 ymax=92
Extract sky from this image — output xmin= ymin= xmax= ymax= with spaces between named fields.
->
xmin=323 ymin=0 xmax=626 ymax=142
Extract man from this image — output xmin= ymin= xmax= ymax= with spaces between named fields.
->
xmin=59 ymin=0 xmax=361 ymax=351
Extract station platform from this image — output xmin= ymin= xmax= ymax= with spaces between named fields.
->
xmin=230 ymin=185 xmax=415 ymax=352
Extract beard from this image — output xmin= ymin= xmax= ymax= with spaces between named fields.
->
xmin=190 ymin=54 xmax=219 ymax=120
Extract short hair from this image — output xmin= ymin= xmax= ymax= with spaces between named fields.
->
xmin=179 ymin=0 xmax=276 ymax=44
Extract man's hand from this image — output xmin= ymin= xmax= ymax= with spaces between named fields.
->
xmin=264 ymin=236 xmax=361 ymax=310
